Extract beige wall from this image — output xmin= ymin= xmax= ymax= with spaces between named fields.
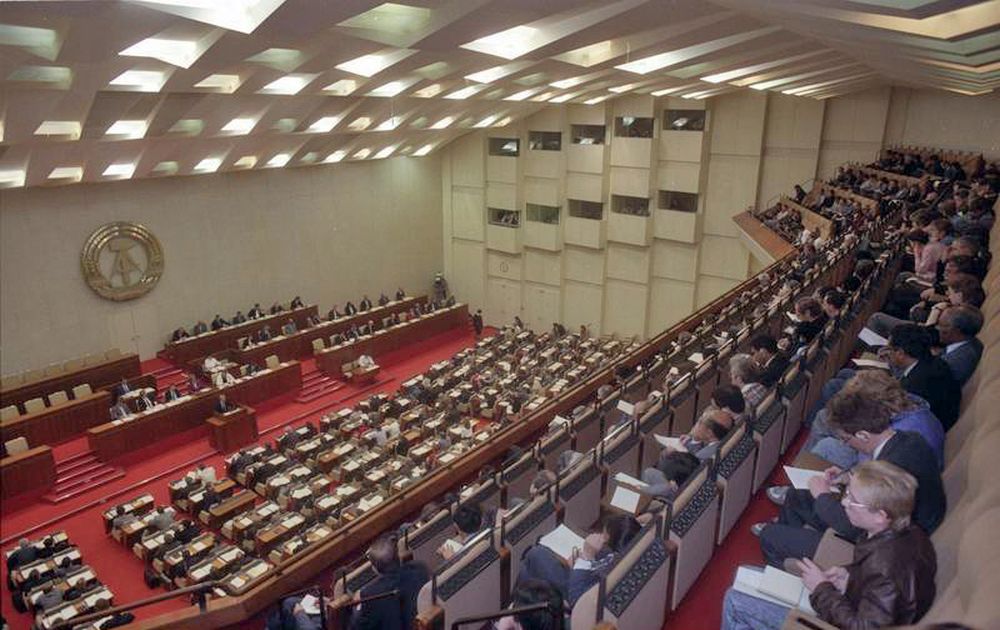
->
xmin=0 ymin=156 xmax=444 ymax=374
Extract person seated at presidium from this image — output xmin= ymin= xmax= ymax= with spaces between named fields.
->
xmin=723 ymin=460 xmax=936 ymax=630
xmin=171 ymin=327 xmax=190 ymax=342
xmin=344 ymin=301 xmax=358 ymax=316
xmin=395 ymin=287 xmax=406 ymax=301
xmin=290 ymin=296 xmax=304 ymax=309
xmin=378 ymin=293 xmax=390 ymax=306
xmin=248 ymin=303 xmax=264 ymax=319
xmin=211 ymin=314 xmax=229 ymax=331
xmin=282 ymin=319 xmax=298 ymax=336
xmin=359 ymin=295 xmax=373 ymax=311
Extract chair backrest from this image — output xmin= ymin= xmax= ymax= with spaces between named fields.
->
xmin=714 ymin=423 xmax=757 ymax=544
xmin=558 ymin=454 xmax=603 ymax=532
xmin=44 ymin=363 xmax=63 ymax=377
xmin=62 ymin=358 xmax=84 ymax=373
xmin=666 ymin=461 xmax=719 ymax=609
xmin=312 ymin=338 xmax=325 ymax=353
xmin=105 ymin=347 xmax=122 ymax=360
xmin=71 ymin=383 xmax=93 ymax=399
xmin=23 ymin=368 xmax=45 ymax=383
xmin=417 ymin=533 xmax=504 ymax=629
xmin=538 ymin=425 xmax=571 ymax=473
xmin=461 ymin=476 xmax=502 ymax=514
xmin=5 ymin=436 xmax=29 ymax=455
xmin=47 ymin=391 xmax=69 ymax=406
xmin=572 ymin=407 xmax=603 ymax=454
xmin=501 ymin=452 xmax=539 ymax=508
xmin=331 ymin=559 xmax=378 ymax=600
xmin=571 ymin=525 xmax=672 ymax=630
xmin=1 ymin=373 xmax=23 ymax=389
xmin=265 ymin=354 xmax=280 ymax=369
xmin=82 ymin=353 xmax=104 ymax=366
xmin=404 ymin=507 xmax=454 ymax=572
xmin=600 ymin=421 xmax=641 ymax=480
xmin=23 ymin=397 xmax=46 ymax=414
xmin=500 ymin=495 xmax=558 ymax=592
xmin=1 ymin=405 xmax=19 ymax=421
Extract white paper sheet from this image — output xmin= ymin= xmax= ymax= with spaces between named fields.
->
xmin=858 ymin=327 xmax=888 ymax=347
xmin=783 ymin=465 xmax=823 ymax=490
xmin=851 ymin=358 xmax=890 ymax=370
xmin=732 ymin=566 xmax=815 ymax=615
xmin=653 ymin=435 xmax=685 ymax=451
xmin=610 ymin=486 xmax=641 ymax=513
xmin=538 ymin=524 xmax=585 ymax=563
xmin=616 ymin=400 xmax=635 ymax=415
xmin=613 ymin=472 xmax=649 ymax=490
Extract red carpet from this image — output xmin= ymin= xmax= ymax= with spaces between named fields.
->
xmin=0 ymin=325 xmax=482 ymax=630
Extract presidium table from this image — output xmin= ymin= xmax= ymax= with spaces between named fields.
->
xmin=87 ymin=361 xmax=300 ymax=461
xmin=315 ymin=303 xmax=468 ymax=377
xmin=163 ymin=305 xmax=319 ymax=364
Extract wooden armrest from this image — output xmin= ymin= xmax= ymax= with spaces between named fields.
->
xmin=415 ymin=605 xmax=444 ymax=630
xmin=781 ymin=610 xmax=836 ymax=630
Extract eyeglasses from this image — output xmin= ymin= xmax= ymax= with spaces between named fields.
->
xmin=840 ymin=488 xmax=873 ymax=511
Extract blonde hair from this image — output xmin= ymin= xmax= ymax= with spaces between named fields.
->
xmin=843 ymin=369 xmax=915 ymax=416
xmin=850 ymin=460 xmax=917 ymax=530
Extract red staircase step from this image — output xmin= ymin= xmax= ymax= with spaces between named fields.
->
xmin=43 ymin=466 xmax=126 ymax=504
xmin=55 ymin=461 xmax=110 ymax=485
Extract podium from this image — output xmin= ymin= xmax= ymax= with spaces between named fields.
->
xmin=207 ymin=405 xmax=258 ymax=453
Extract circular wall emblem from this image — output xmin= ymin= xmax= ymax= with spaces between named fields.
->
xmin=81 ymin=221 xmax=164 ymax=301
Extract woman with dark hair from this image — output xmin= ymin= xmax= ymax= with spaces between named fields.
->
xmin=566 ymin=515 xmax=641 ymax=605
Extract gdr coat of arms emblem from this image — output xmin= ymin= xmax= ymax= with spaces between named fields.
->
xmin=81 ymin=221 xmax=164 ymax=301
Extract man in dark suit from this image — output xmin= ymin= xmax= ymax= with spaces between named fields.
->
xmin=359 ymin=295 xmax=373 ymax=311
xmin=395 ymin=288 xmax=406 ymax=301
xmin=889 ymin=324 xmax=961 ymax=430
xmin=756 ymin=385 xmax=945 ymax=566
xmin=328 ymin=306 xmax=342 ymax=321
xmin=935 ymin=305 xmax=984 ymax=386
xmin=750 ymin=335 xmax=789 ymax=387
xmin=248 ymin=303 xmax=264 ymax=319
xmin=378 ymin=293 xmax=390 ymax=307
xmin=233 ymin=311 xmax=247 ymax=325
xmin=192 ymin=321 xmax=209 ymax=335
xmin=211 ymin=314 xmax=229 ymax=331
xmin=345 ymin=301 xmax=358 ymax=316
xmin=349 ymin=536 xmax=429 ymax=630
xmin=215 ymin=394 xmax=233 ymax=414
xmin=291 ymin=296 xmax=304 ymax=309
xmin=6 ymin=539 xmax=36 ymax=571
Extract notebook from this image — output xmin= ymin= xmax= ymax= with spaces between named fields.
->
xmin=613 ymin=472 xmax=649 ymax=490
xmin=538 ymin=524 xmax=585 ymax=563
xmin=610 ymin=486 xmax=641 ymax=514
xmin=783 ymin=465 xmax=823 ymax=490
xmin=852 ymin=358 xmax=890 ymax=370
xmin=858 ymin=327 xmax=888 ymax=347
xmin=732 ymin=566 xmax=816 ymax=615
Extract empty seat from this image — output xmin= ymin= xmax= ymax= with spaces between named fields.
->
xmin=71 ymin=383 xmax=93 ymax=399
xmin=601 ymin=421 xmax=642 ymax=480
xmin=1 ymin=405 xmax=19 ymax=421
xmin=558 ymin=454 xmax=602 ymax=532
xmin=638 ymin=398 xmax=672 ymax=468
xmin=500 ymin=494 xmax=557 ymax=592
xmin=311 ymin=338 xmax=325 ymax=353
xmin=23 ymin=368 xmax=45 ymax=383
xmin=47 ymin=391 xmax=69 ymax=406
xmin=539 ymin=425 xmax=572 ymax=472
xmin=82 ymin=352 xmax=104 ymax=366
xmin=105 ymin=347 xmax=122 ymax=360
xmin=416 ymin=533 xmax=504 ymax=630
xmin=62 ymin=358 xmax=84 ymax=373
xmin=265 ymin=354 xmax=280 ymax=370
xmin=23 ymin=397 xmax=46 ymax=414
xmin=461 ymin=476 xmax=502 ymax=514
xmin=500 ymin=451 xmax=539 ymax=508
xmin=4 ymin=436 xmax=29 ymax=456
xmin=662 ymin=460 xmax=719 ymax=609
xmin=570 ymin=524 xmax=671 ymax=630
xmin=1 ymin=373 xmax=22 ymax=389
xmin=714 ymin=423 xmax=757 ymax=544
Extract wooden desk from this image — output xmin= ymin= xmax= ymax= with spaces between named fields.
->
xmin=0 ymin=445 xmax=56 ymax=499
xmin=733 ymin=211 xmax=798 ymax=262
xmin=207 ymin=490 xmax=257 ymax=529
xmin=207 ymin=405 xmax=259 ymax=454
xmin=1 ymin=353 xmax=140 ymax=413
xmin=316 ymin=304 xmax=468 ymax=376
xmin=1 ymin=390 xmax=111 ymax=448
xmin=233 ymin=296 xmax=426 ymax=365
xmin=87 ymin=362 xmax=301 ymax=461
xmin=164 ymin=305 xmax=319 ymax=364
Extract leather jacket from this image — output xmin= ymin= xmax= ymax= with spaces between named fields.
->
xmin=810 ymin=525 xmax=936 ymax=629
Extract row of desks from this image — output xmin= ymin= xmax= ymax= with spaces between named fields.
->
xmin=315 ymin=304 xmax=468 ymax=376
xmin=232 ymin=296 xmax=426 ymax=366
xmin=1 ymin=353 xmax=140 ymax=413
xmin=86 ymin=362 xmax=301 ymax=461
xmin=164 ymin=305 xmax=319 ymax=364
xmin=1 ymin=390 xmax=112 ymax=448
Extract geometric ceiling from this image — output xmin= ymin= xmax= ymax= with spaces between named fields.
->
xmin=1 ymin=0 xmax=997 ymax=189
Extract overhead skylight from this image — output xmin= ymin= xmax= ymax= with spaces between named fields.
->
xmin=548 ymin=92 xmax=580 ymax=103
xmin=266 ymin=153 xmax=291 ymax=167
xmin=152 ymin=161 xmax=179 ymax=175
xmin=465 ymin=62 xmax=530 ymax=83
xmin=348 ymin=117 xmax=372 ymax=131
xmin=550 ymin=75 xmax=588 ymax=89
xmin=106 ymin=120 xmax=148 ymax=139
xmin=222 ymin=117 xmax=257 ymax=134
xmin=583 ymin=95 xmax=609 ymax=105
xmin=409 ymin=116 xmax=429 ymax=129
xmin=367 ymin=78 xmax=417 ymax=97
xmin=375 ymin=116 xmax=403 ymax=131
xmin=700 ymin=50 xmax=827 ymax=84
xmin=0 ymin=169 xmax=26 ymax=188
xmin=109 ymin=69 xmax=169 ymax=92
xmin=272 ymin=118 xmax=297 ymax=132
xmin=233 ymin=156 xmax=257 ymax=168
xmin=194 ymin=157 xmax=222 ymax=173
xmin=34 ymin=121 xmax=81 ymax=139
xmin=474 ymin=115 xmax=499 ymax=128
xmin=308 ymin=116 xmax=341 ymax=133
xmin=514 ymin=72 xmax=547 ymax=86
xmin=7 ymin=65 xmax=72 ymax=88
xmin=414 ymin=61 xmax=452 ymax=80
xmin=444 ymin=84 xmax=487 ymax=100
xmin=323 ymin=79 xmax=359 ymax=95
xmin=167 ymin=118 xmax=204 ymax=136
xmin=615 ymin=27 xmax=781 ymax=75
xmin=335 ymin=48 xmax=416 ymax=77
xmin=461 ymin=25 xmax=542 ymax=60
xmin=413 ymin=144 xmax=434 ymax=156
xmin=413 ymin=83 xmax=443 ymax=98
xmin=354 ymin=148 xmax=372 ymax=159
xmin=0 ymin=24 xmax=60 ymax=59
xmin=246 ymin=47 xmax=303 ymax=71
xmin=119 ymin=37 xmax=200 ymax=68
xmin=504 ymin=87 xmax=542 ymax=101
xmin=102 ymin=162 xmax=136 ymax=179
xmin=431 ymin=116 xmax=455 ymax=130
xmin=337 ymin=3 xmax=433 ymax=38
xmin=608 ymin=83 xmax=637 ymax=93
xmin=300 ymin=152 xmax=318 ymax=164
xmin=650 ymin=85 xmax=691 ymax=96
xmin=374 ymin=145 xmax=396 ymax=159
xmin=324 ymin=150 xmax=346 ymax=163
xmin=259 ymin=73 xmax=317 ymax=94
xmin=494 ymin=117 xmax=512 ymax=127
xmin=48 ymin=166 xmax=83 ymax=182
xmin=124 ymin=0 xmax=286 ymax=35
xmin=194 ymin=73 xmax=242 ymax=93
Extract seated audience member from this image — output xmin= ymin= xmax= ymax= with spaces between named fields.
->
xmin=567 ymin=515 xmax=641 ymax=605
xmin=934 ymin=305 xmax=984 ymax=386
xmin=211 ymin=314 xmax=228 ymax=331
xmin=807 ymin=370 xmax=944 ymax=470
xmin=282 ymin=319 xmax=297 ymax=335
xmin=248 ymin=303 xmax=264 ymax=319
xmin=270 ymin=302 xmax=285 ymax=315
xmin=703 ymin=384 xmax=748 ymax=425
xmin=378 ymin=293 xmax=390 ymax=306
xmin=495 ymin=579 xmax=564 ymax=630
xmin=641 ymin=450 xmax=701 ymax=500
xmin=150 ymin=507 xmax=174 ymax=532
xmin=171 ymin=327 xmax=190 ymax=342
xmin=197 ymin=463 xmax=217 ymax=484
xmin=347 ymin=535 xmax=429 ymax=630
xmin=35 ymin=583 xmax=62 ymax=611
xmin=327 ymin=305 xmax=342 ymax=320
xmin=781 ymin=296 xmax=827 ymax=353
xmin=192 ymin=320 xmax=209 ymax=335
xmin=233 ymin=310 xmax=247 ymax=324
xmin=257 ymin=325 xmax=273 ymax=343
xmin=437 ymin=503 xmax=484 ymax=560
xmin=344 ymin=301 xmax=358 ymax=315
xmin=756 ymin=385 xmax=945 ymax=567
xmin=664 ymin=409 xmax=730 ymax=461
xmin=109 ymin=400 xmax=130 ymax=420
xmin=291 ymin=296 xmax=304 ymax=309
xmin=187 ymin=372 xmax=205 ymax=393
xmin=729 ymin=354 xmax=768 ymax=414
xmin=821 ymin=289 xmax=846 ymax=320
xmin=91 ymin=597 xmax=135 ymax=629
xmin=395 ymin=288 xmax=406 ymax=301
xmin=360 ymin=295 xmax=373 ymax=311
xmin=268 ymin=590 xmax=322 ymax=630
xmin=723 ymin=460 xmax=936 ymax=630
xmin=750 ymin=335 xmax=788 ymax=387
xmin=886 ymin=324 xmax=960 ymax=430
xmin=163 ymin=384 xmax=182 ymax=402
xmin=111 ymin=506 xmax=136 ymax=531
xmin=7 ymin=539 xmax=37 ymax=570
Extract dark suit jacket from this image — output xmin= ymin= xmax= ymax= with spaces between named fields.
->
xmin=758 ymin=352 xmax=790 ymax=387
xmin=900 ymin=358 xmax=960 ymax=431
xmin=940 ymin=338 xmax=983 ymax=386
xmin=878 ymin=430 xmax=947 ymax=534
xmin=349 ymin=562 xmax=429 ymax=630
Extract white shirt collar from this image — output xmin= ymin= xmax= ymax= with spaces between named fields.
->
xmin=872 ymin=431 xmax=895 ymax=460
xmin=944 ymin=340 xmax=969 ymax=355
xmin=901 ymin=361 xmax=918 ymax=378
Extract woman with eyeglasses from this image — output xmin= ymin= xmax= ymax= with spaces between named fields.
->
xmin=722 ymin=460 xmax=937 ymax=629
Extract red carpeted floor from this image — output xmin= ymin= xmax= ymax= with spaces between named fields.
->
xmin=2 ymin=324 xmax=805 ymax=630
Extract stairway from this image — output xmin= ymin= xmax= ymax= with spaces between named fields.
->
xmin=42 ymin=450 xmax=124 ymax=504
xmin=149 ymin=364 xmax=187 ymax=391
xmin=294 ymin=367 xmax=344 ymax=404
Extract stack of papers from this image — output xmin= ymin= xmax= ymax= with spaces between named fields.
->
xmin=653 ymin=434 xmax=685 ymax=451
xmin=538 ymin=524 xmax=585 ymax=563
xmin=610 ymin=486 xmax=642 ymax=514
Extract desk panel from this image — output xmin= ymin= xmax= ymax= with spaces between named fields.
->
xmin=0 ymin=446 xmax=56 ymax=499
xmin=1 ymin=391 xmax=112 ymax=447
xmin=1 ymin=354 xmax=140 ymax=412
